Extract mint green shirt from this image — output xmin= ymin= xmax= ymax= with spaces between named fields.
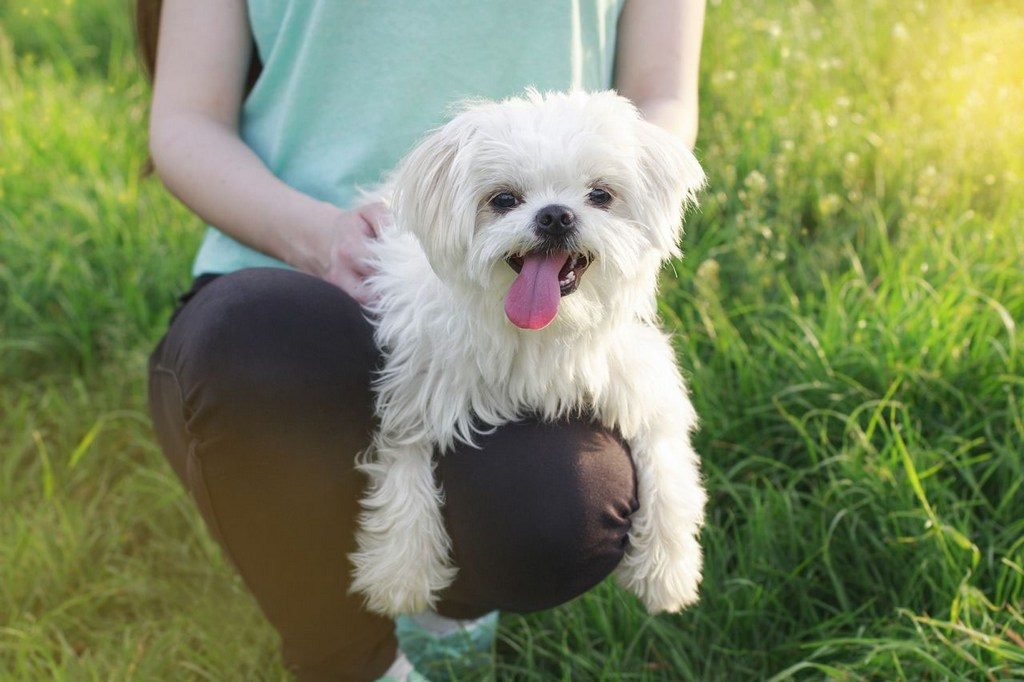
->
xmin=193 ymin=0 xmax=626 ymax=276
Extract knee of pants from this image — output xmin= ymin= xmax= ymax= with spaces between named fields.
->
xmin=437 ymin=420 xmax=639 ymax=613
xmin=155 ymin=268 xmax=380 ymax=443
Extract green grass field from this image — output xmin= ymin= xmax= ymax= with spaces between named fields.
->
xmin=2 ymin=0 xmax=1022 ymax=679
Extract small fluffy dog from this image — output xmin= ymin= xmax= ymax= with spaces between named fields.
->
xmin=351 ymin=90 xmax=707 ymax=617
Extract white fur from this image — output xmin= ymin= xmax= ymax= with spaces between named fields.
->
xmin=349 ymin=90 xmax=708 ymax=616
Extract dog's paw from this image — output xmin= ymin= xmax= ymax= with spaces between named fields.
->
xmin=352 ymin=523 xmax=457 ymax=616
xmin=350 ymin=526 xmax=457 ymax=616
xmin=616 ymin=532 xmax=703 ymax=614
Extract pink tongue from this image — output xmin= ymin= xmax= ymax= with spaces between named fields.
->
xmin=504 ymin=251 xmax=569 ymax=330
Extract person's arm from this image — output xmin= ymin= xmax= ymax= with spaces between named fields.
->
xmin=614 ymin=0 xmax=706 ymax=149
xmin=148 ymin=0 xmax=380 ymax=301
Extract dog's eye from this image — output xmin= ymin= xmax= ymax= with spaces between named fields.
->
xmin=489 ymin=192 xmax=520 ymax=210
xmin=588 ymin=188 xmax=613 ymax=207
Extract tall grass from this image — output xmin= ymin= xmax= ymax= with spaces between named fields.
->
xmin=2 ymin=0 xmax=1022 ymax=678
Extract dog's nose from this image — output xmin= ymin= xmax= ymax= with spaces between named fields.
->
xmin=534 ymin=204 xmax=577 ymax=237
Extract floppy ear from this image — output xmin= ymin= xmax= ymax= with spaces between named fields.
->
xmin=633 ymin=120 xmax=706 ymax=258
xmin=391 ymin=118 xmax=478 ymax=278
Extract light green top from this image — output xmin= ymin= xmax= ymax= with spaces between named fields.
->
xmin=193 ymin=0 xmax=626 ymax=276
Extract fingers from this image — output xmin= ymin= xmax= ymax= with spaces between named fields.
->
xmin=319 ymin=204 xmax=391 ymax=305
xmin=328 ymin=268 xmax=375 ymax=306
xmin=353 ymin=204 xmax=391 ymax=276
xmin=346 ymin=234 xmax=376 ymax=278
xmin=358 ymin=202 xmax=391 ymax=237
xmin=336 ymin=209 xmax=378 ymax=277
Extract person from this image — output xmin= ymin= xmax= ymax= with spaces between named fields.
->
xmin=140 ymin=0 xmax=705 ymax=679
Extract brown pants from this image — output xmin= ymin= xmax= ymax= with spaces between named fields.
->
xmin=147 ymin=268 xmax=638 ymax=681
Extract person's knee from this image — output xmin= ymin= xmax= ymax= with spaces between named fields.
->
xmin=163 ymin=268 xmax=378 ymax=436
xmin=438 ymin=420 xmax=638 ymax=612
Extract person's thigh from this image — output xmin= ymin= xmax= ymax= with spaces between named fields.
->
xmin=148 ymin=267 xmax=396 ymax=680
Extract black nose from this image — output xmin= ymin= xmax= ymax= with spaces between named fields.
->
xmin=534 ymin=204 xmax=577 ymax=237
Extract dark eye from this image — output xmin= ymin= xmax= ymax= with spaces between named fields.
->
xmin=588 ymin=188 xmax=613 ymax=207
xmin=489 ymin=192 xmax=520 ymax=210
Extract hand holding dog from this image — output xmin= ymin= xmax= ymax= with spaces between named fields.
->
xmin=314 ymin=202 xmax=389 ymax=305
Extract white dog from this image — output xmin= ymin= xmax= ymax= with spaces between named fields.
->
xmin=350 ymin=90 xmax=707 ymax=617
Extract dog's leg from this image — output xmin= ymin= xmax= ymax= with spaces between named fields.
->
xmin=616 ymin=417 xmax=706 ymax=613
xmin=351 ymin=436 xmax=457 ymax=616
xmin=611 ymin=334 xmax=707 ymax=613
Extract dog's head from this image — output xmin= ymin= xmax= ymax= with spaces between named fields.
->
xmin=392 ymin=90 xmax=705 ymax=331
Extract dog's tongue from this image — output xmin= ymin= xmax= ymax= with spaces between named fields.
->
xmin=504 ymin=250 xmax=569 ymax=330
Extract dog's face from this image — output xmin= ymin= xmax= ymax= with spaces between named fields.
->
xmin=392 ymin=90 xmax=705 ymax=331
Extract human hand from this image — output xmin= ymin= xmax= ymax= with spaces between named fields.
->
xmin=318 ymin=202 xmax=389 ymax=305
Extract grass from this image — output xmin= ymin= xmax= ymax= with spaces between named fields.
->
xmin=1 ymin=0 xmax=1022 ymax=678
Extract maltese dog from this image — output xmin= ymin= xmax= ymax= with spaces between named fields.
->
xmin=350 ymin=90 xmax=707 ymax=617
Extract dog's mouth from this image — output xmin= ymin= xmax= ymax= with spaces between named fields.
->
xmin=503 ymin=250 xmax=593 ymax=330
xmin=505 ymin=251 xmax=592 ymax=296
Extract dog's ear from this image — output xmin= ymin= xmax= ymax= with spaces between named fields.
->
xmin=392 ymin=117 xmax=478 ymax=278
xmin=633 ymin=120 xmax=706 ymax=259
